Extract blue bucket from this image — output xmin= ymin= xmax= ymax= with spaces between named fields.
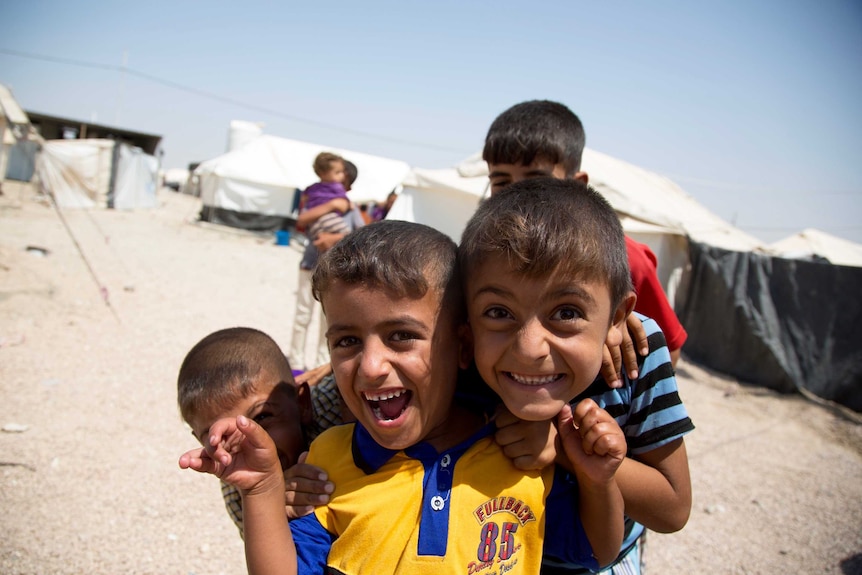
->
xmin=275 ymin=230 xmax=290 ymax=246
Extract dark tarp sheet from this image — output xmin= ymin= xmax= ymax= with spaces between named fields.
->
xmin=677 ymin=241 xmax=862 ymax=412
xmin=199 ymin=205 xmax=295 ymax=233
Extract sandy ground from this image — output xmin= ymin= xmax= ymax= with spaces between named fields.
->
xmin=1 ymin=181 xmax=861 ymax=575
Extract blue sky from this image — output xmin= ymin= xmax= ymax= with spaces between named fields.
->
xmin=2 ymin=0 xmax=861 ymax=244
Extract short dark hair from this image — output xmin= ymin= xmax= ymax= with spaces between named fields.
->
xmin=343 ymin=159 xmax=358 ymax=190
xmin=482 ymin=100 xmax=585 ymax=176
xmin=177 ymin=327 xmax=294 ymax=425
xmin=313 ymin=220 xmax=464 ymax=321
xmin=459 ymin=177 xmax=632 ymax=311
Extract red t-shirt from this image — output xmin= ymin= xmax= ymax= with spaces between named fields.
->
xmin=626 ymin=236 xmax=688 ymax=352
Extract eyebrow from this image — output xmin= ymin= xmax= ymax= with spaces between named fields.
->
xmin=471 ymin=282 xmax=597 ymax=307
xmin=550 ymin=284 xmax=597 ymax=306
xmin=325 ymin=315 xmax=432 ymax=337
xmin=524 ymin=168 xmax=554 ymax=177
xmin=488 ymin=168 xmax=553 ymax=179
xmin=470 ymin=284 xmax=510 ymax=301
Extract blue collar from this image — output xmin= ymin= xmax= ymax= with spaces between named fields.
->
xmin=351 ymin=418 xmax=496 ymax=474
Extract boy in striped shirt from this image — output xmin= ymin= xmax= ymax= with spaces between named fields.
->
xmin=460 ymin=177 xmax=694 ymax=575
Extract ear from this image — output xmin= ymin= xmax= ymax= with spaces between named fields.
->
xmin=457 ymin=322 xmax=475 ymax=370
xmin=574 ymin=171 xmax=589 ymax=184
xmin=605 ymin=291 xmax=637 ymax=349
xmin=295 ymin=382 xmax=314 ymax=427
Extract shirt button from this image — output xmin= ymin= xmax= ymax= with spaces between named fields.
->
xmin=431 ymin=496 xmax=445 ymax=511
xmin=440 ymin=454 xmax=451 ymax=468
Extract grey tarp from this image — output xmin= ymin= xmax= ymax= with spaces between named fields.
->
xmin=678 ymin=242 xmax=862 ymax=412
xmin=5 ymin=139 xmax=39 ymax=181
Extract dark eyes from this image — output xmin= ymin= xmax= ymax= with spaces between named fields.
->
xmin=331 ymin=331 xmax=419 ymax=348
xmin=483 ymin=306 xmax=512 ymax=320
xmin=332 ymin=335 xmax=359 ymax=348
xmin=391 ymin=331 xmax=418 ymax=342
xmin=482 ymin=306 xmax=582 ymax=322
xmin=552 ymin=307 xmax=582 ymax=321
xmin=253 ymin=410 xmax=273 ymax=425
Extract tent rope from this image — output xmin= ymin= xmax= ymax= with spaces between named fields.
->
xmin=45 ymin=191 xmax=121 ymax=323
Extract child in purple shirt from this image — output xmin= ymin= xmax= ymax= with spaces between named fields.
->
xmin=301 ymin=152 xmax=351 ymax=241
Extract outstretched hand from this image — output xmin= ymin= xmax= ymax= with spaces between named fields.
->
xmin=556 ymin=399 xmax=626 ymax=486
xmin=178 ymin=415 xmax=283 ymax=495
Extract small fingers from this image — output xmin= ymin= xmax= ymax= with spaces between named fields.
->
xmin=494 ymin=420 xmax=523 ymax=447
xmin=284 ymin=473 xmax=335 ymax=497
xmin=284 ymin=477 xmax=334 ymax=505
xmin=508 ymin=453 xmax=545 ymax=471
xmin=284 ymin=459 xmax=335 ymax=508
xmin=572 ymin=399 xmax=626 ymax=457
xmin=556 ymin=403 xmax=577 ymax=442
xmin=620 ymin=326 xmax=639 ymax=381
xmin=627 ymin=313 xmax=649 ymax=357
xmin=600 ymin=345 xmax=622 ymax=389
xmin=579 ymin=421 xmax=625 ymax=456
xmin=178 ymin=448 xmax=204 ymax=470
xmin=179 ymin=448 xmax=221 ymax=475
xmin=284 ymin=461 xmax=328 ymax=482
xmin=493 ymin=404 xmax=518 ymax=428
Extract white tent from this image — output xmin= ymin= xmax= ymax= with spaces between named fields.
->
xmin=770 ymin=228 xmax=862 ymax=268
xmin=196 ymin=134 xmax=411 ymax=219
xmin=392 ymin=148 xmax=769 ymax=305
xmin=36 ymin=139 xmax=159 ymax=209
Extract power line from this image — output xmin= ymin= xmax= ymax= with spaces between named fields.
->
xmin=0 ymin=47 xmax=471 ymax=156
xmin=741 ymin=224 xmax=862 ymax=232
xmin=668 ymin=173 xmax=860 ymax=197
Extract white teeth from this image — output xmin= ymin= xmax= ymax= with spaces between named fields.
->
xmin=363 ymin=389 xmax=406 ymax=402
xmin=508 ymin=372 xmax=560 ymax=386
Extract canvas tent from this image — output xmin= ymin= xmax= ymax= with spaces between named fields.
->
xmin=195 ymin=134 xmax=411 ymax=231
xmin=769 ymin=228 xmax=862 ymax=268
xmin=394 ymin=150 xmax=861 ymax=411
xmin=396 ymin=148 xmax=767 ymax=305
xmin=1 ymin=83 xmax=41 ymax=184
xmin=36 ymin=139 xmax=160 ymax=210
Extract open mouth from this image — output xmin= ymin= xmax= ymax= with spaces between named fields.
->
xmin=506 ymin=372 xmax=564 ymax=386
xmin=363 ymin=389 xmax=412 ymax=421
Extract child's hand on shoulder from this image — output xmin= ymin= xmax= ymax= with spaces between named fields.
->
xmin=178 ymin=415 xmax=283 ymax=496
xmin=556 ymin=400 xmax=626 ymax=486
xmin=600 ymin=314 xmax=648 ymax=388
xmin=283 ymin=451 xmax=335 ymax=519
xmin=494 ymin=405 xmax=558 ymax=471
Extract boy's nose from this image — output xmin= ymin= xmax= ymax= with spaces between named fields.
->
xmin=513 ymin=318 xmax=551 ymax=361
xmin=357 ymin=337 xmax=392 ymax=381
